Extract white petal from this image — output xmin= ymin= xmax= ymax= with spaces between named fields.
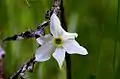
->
xmin=62 ymin=32 xmax=78 ymax=40
xmin=65 ymin=32 xmax=78 ymax=38
xmin=36 ymin=34 xmax=53 ymax=45
xmin=52 ymin=47 xmax=66 ymax=69
xmin=63 ymin=40 xmax=88 ymax=55
xmin=50 ymin=13 xmax=65 ymax=37
xmin=0 ymin=46 xmax=5 ymax=58
xmin=35 ymin=41 xmax=55 ymax=62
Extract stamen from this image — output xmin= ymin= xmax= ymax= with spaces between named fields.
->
xmin=53 ymin=37 xmax=63 ymax=47
xmin=55 ymin=38 xmax=62 ymax=44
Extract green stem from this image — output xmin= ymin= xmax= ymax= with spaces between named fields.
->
xmin=113 ymin=0 xmax=119 ymax=77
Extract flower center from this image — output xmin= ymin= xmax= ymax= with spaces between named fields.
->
xmin=53 ymin=37 xmax=63 ymax=47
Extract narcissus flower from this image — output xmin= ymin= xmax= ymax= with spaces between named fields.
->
xmin=35 ymin=13 xmax=88 ymax=68
xmin=0 ymin=46 xmax=5 ymax=59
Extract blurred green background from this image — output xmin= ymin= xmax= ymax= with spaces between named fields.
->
xmin=0 ymin=0 xmax=120 ymax=79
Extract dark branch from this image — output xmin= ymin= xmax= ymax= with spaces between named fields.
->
xmin=10 ymin=56 xmax=35 ymax=79
xmin=8 ymin=16 xmax=49 ymax=79
xmin=3 ymin=21 xmax=49 ymax=43
xmin=45 ymin=0 xmax=61 ymax=19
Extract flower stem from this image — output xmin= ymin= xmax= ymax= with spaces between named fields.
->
xmin=113 ymin=0 xmax=119 ymax=78
xmin=59 ymin=0 xmax=72 ymax=79
xmin=65 ymin=53 xmax=72 ymax=79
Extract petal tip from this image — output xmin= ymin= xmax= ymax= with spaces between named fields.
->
xmin=52 ymin=48 xmax=65 ymax=69
xmin=36 ymin=38 xmax=42 ymax=45
xmin=75 ymin=33 xmax=78 ymax=38
xmin=35 ymin=55 xmax=50 ymax=62
xmin=34 ymin=55 xmax=40 ymax=62
xmin=50 ymin=13 xmax=58 ymax=21
xmin=81 ymin=48 xmax=88 ymax=55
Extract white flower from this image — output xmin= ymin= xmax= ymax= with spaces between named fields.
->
xmin=0 ymin=46 xmax=5 ymax=59
xmin=35 ymin=13 xmax=88 ymax=68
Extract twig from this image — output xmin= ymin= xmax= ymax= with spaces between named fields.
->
xmin=10 ymin=56 xmax=35 ymax=79
xmin=3 ymin=21 xmax=49 ymax=43
xmin=9 ymin=15 xmax=49 ymax=79
xmin=8 ymin=5 xmax=51 ymax=79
